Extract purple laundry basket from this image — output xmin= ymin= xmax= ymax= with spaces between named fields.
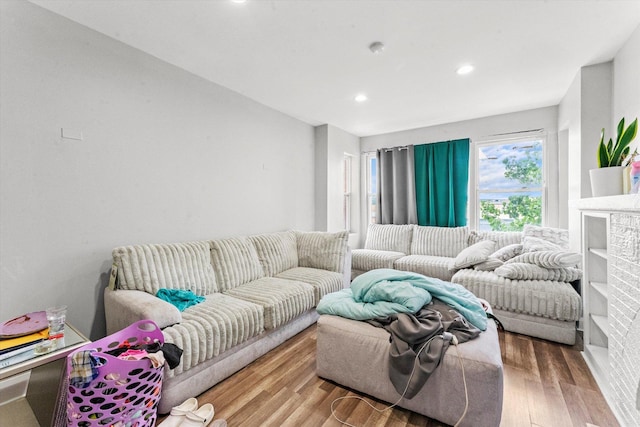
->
xmin=65 ymin=320 xmax=165 ymax=427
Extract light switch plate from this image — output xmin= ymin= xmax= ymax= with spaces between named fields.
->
xmin=61 ymin=128 xmax=83 ymax=141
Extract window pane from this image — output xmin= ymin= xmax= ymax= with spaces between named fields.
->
xmin=369 ymin=195 xmax=377 ymax=224
xmin=477 ymin=137 xmax=544 ymax=231
xmin=479 ymin=191 xmax=542 ymax=231
xmin=369 ymin=157 xmax=377 ymax=193
xmin=479 ymin=140 xmax=542 ymax=191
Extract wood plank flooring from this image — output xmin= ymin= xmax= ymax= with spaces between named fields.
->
xmin=157 ymin=326 xmax=619 ymax=427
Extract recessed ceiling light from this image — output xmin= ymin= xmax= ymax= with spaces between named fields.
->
xmin=355 ymin=94 xmax=368 ymax=103
xmin=457 ymin=64 xmax=474 ymax=75
xmin=231 ymin=0 xmax=247 ymax=3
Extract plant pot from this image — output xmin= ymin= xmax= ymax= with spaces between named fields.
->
xmin=589 ymin=166 xmax=624 ymax=197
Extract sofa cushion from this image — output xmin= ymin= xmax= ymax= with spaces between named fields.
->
xmin=296 ymin=230 xmax=349 ymax=273
xmin=161 ymin=293 xmax=264 ymax=376
xmin=490 ymin=243 xmax=523 ymax=262
xmin=523 ymin=224 xmax=569 ymax=249
xmin=224 ymin=277 xmax=315 ymax=329
xmin=451 ymin=269 xmax=581 ymax=322
xmin=394 ymin=255 xmax=455 ymax=281
xmin=249 ymin=231 xmax=298 ymax=277
xmin=276 ymin=267 xmax=343 ymax=305
xmin=410 ymin=226 xmax=469 ymax=258
xmin=210 ymin=236 xmax=265 ymax=292
xmin=506 ymin=250 xmax=582 ymax=268
xmin=351 ymin=249 xmax=406 ymax=272
xmin=450 ymin=240 xmax=496 ymax=270
xmin=495 ymin=263 xmax=582 ymax=282
xmin=522 ymin=236 xmax=562 ymax=253
xmin=364 ymin=224 xmax=414 ymax=254
xmin=473 ymin=257 xmax=504 ymax=271
xmin=468 ymin=230 xmax=522 ymax=250
xmin=113 ymin=241 xmax=217 ymax=296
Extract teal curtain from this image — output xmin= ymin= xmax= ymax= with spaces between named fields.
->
xmin=414 ymin=139 xmax=470 ymax=227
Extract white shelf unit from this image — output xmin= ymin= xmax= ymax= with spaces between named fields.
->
xmin=581 ymin=212 xmax=610 ymax=392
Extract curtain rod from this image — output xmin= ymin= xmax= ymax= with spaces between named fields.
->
xmin=483 ymin=128 xmax=544 ymax=138
xmin=382 ymin=146 xmax=409 ymax=152
xmin=361 ymin=145 xmax=409 ymax=154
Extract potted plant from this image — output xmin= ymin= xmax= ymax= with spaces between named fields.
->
xmin=589 ymin=117 xmax=638 ymax=197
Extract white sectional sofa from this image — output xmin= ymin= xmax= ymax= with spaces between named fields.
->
xmin=104 ymin=230 xmax=350 ymax=414
xmin=352 ymin=224 xmax=582 ymax=344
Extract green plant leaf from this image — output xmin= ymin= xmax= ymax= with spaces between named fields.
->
xmin=621 ymin=146 xmax=630 ymax=162
xmin=617 ymin=117 xmax=625 ymax=142
xmin=597 ymin=139 xmax=610 ymax=167
xmin=611 ymin=118 xmax=638 ymax=166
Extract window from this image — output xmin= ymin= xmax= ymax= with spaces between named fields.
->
xmin=343 ymin=154 xmax=352 ymax=231
xmin=476 ymin=136 xmax=545 ymax=231
xmin=365 ymin=152 xmax=377 ymax=224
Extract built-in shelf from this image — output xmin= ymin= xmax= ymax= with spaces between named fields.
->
xmin=591 ymin=281 xmax=608 ymax=299
xmin=581 ymin=211 xmax=612 ymax=420
xmin=585 ymin=343 xmax=609 ymax=366
xmin=574 ymin=196 xmax=640 ymax=427
xmin=591 ymin=313 xmax=610 ymax=337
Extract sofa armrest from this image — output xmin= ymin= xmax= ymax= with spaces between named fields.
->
xmin=104 ymin=288 xmax=182 ymax=334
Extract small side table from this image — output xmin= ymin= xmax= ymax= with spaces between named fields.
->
xmin=0 ymin=323 xmax=89 ymax=426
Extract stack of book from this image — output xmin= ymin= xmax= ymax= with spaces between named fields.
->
xmin=0 ymin=312 xmax=50 ymax=369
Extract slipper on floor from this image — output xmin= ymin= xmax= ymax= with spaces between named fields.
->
xmin=157 ymin=397 xmax=198 ymax=427
xmin=180 ymin=403 xmax=215 ymax=427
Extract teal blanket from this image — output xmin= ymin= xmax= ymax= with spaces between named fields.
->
xmin=157 ymin=288 xmax=205 ymax=312
xmin=316 ymin=268 xmax=487 ymax=331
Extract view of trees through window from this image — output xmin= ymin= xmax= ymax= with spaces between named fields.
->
xmin=478 ymin=138 xmax=544 ymax=231
xmin=367 ymin=154 xmax=377 ymax=224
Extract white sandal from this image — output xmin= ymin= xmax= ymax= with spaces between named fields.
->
xmin=157 ymin=397 xmax=198 ymax=427
xmin=180 ymin=403 xmax=215 ymax=427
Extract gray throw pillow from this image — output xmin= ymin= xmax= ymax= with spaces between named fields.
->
xmin=523 ymin=224 xmax=569 ymax=249
xmin=506 ymin=250 xmax=582 ymax=268
xmin=473 ymin=257 xmax=504 ymax=271
xmin=495 ymin=263 xmax=582 ymax=282
xmin=490 ymin=243 xmax=523 ymax=262
xmin=449 ymin=240 xmax=496 ymax=270
xmin=522 ymin=236 xmax=562 ymax=253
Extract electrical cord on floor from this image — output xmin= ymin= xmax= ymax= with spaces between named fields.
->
xmin=330 ymin=333 xmax=469 ymax=427
xmin=452 ymin=341 xmax=469 ymax=427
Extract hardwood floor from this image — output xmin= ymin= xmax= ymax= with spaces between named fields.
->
xmin=157 ymin=325 xmax=619 ymax=427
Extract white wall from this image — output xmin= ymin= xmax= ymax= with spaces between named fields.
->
xmin=558 ymin=71 xmax=581 ymax=211
xmin=581 ymin=62 xmax=613 ymax=196
xmin=613 ymin=25 xmax=640 ymax=156
xmin=560 ymin=61 xmax=612 ymax=250
xmin=314 ymin=124 xmax=361 ymax=247
xmin=360 ymin=106 xmax=559 ymax=245
xmin=0 ymin=1 xmax=316 ymax=339
xmin=559 ymin=23 xmax=639 ymax=249
xmin=314 ymin=125 xmax=329 ymax=231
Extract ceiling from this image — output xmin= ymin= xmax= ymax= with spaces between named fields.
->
xmin=29 ymin=0 xmax=640 ymax=137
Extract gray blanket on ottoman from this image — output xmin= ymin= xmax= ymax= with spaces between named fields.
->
xmin=367 ymin=299 xmax=481 ymax=398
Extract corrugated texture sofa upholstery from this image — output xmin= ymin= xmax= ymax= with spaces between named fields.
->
xmin=351 ymin=223 xmax=581 ymax=344
xmin=105 ymin=229 xmax=350 ymax=413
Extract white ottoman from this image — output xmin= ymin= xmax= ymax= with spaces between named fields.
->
xmin=316 ymin=314 xmax=504 ymax=427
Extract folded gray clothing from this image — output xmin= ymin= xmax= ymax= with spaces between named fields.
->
xmin=367 ymin=299 xmax=481 ymax=398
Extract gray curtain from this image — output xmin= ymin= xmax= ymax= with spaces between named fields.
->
xmin=377 ymin=145 xmax=418 ymax=224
